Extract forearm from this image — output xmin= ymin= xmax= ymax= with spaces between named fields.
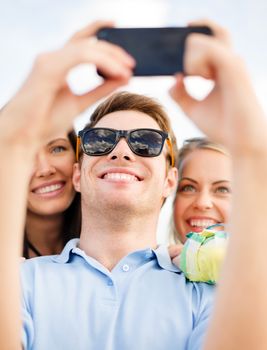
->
xmin=204 ymin=152 xmax=267 ymax=350
xmin=0 ymin=147 xmax=34 ymax=348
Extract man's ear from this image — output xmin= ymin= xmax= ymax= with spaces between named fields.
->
xmin=72 ymin=162 xmax=81 ymax=193
xmin=163 ymin=166 xmax=178 ymax=198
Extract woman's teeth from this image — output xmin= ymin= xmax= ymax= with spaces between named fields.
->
xmin=35 ymin=183 xmax=63 ymax=194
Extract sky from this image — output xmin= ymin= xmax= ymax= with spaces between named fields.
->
xmin=1 ymin=0 xmax=266 ymax=242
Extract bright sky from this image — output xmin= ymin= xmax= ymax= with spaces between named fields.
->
xmin=1 ymin=0 xmax=266 ymax=242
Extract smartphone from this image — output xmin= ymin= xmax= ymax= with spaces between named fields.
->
xmin=96 ymin=26 xmax=212 ymax=76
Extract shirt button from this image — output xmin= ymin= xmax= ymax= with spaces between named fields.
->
xmin=107 ymin=280 xmax=113 ymax=286
xmin=122 ymin=264 xmax=130 ymax=272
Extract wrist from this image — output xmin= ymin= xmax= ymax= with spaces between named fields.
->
xmin=0 ymin=143 xmax=36 ymax=169
xmin=232 ymin=152 xmax=267 ymax=191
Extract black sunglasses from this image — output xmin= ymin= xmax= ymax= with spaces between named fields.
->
xmin=76 ymin=127 xmax=174 ymax=166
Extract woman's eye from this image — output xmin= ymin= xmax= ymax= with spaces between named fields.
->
xmin=51 ymin=146 xmax=66 ymax=154
xmin=179 ymin=184 xmax=196 ymax=193
xmin=216 ymin=186 xmax=231 ymax=194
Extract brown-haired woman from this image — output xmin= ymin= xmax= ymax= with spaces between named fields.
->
xmin=23 ymin=130 xmax=81 ymax=258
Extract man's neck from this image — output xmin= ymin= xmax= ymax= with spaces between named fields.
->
xmin=79 ymin=213 xmax=158 ymax=271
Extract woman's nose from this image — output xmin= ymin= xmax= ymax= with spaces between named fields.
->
xmin=193 ymin=191 xmax=213 ymax=210
xmin=34 ymin=153 xmax=56 ymax=177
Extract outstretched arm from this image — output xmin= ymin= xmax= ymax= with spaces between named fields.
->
xmin=0 ymin=20 xmax=134 ymax=348
xmin=170 ymin=20 xmax=267 ymax=349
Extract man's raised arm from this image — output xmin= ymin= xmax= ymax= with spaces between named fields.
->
xmin=0 ymin=20 xmax=134 ymax=348
xmin=170 ymin=20 xmax=267 ymax=349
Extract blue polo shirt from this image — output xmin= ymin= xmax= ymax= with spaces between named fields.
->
xmin=21 ymin=239 xmax=214 ymax=350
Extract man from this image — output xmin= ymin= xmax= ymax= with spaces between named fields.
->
xmin=21 ymin=91 xmax=215 ymax=349
xmin=1 ymin=19 xmax=267 ymax=350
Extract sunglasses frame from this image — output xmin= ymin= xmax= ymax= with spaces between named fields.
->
xmin=76 ymin=127 xmax=174 ymax=167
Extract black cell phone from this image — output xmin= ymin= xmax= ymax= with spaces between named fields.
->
xmin=96 ymin=26 xmax=212 ymax=76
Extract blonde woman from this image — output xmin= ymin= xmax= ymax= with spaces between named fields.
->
xmin=169 ymin=138 xmax=231 ymax=283
xmin=172 ymin=137 xmax=231 ymax=243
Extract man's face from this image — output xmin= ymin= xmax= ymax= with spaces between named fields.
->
xmin=73 ymin=110 xmax=177 ymax=217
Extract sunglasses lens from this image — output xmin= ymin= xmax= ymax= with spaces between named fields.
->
xmin=129 ymin=130 xmax=164 ymax=156
xmin=83 ymin=129 xmax=117 ymax=155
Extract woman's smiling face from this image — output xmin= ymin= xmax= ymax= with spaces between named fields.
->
xmin=27 ymin=132 xmax=76 ymax=216
xmin=173 ymin=148 xmax=232 ymax=243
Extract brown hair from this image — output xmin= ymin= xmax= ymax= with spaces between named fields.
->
xmin=79 ymin=91 xmax=178 ymax=167
xmin=60 ymin=130 xmax=81 ymax=243
xmin=170 ymin=137 xmax=229 ymax=244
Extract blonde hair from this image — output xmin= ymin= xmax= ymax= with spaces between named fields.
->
xmin=170 ymin=137 xmax=228 ymax=244
xmin=177 ymin=137 xmax=228 ymax=179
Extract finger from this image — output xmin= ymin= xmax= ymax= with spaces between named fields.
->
xmin=168 ymin=244 xmax=183 ymax=259
xmin=172 ymin=255 xmax=181 ymax=268
xmin=188 ymin=19 xmax=232 ymax=48
xmin=69 ymin=20 xmax=115 ymax=42
xmin=82 ymin=40 xmax=134 ymax=78
xmin=184 ymin=33 xmax=225 ymax=79
xmin=95 ymin=40 xmax=135 ymax=68
xmin=87 ymin=48 xmax=133 ymax=80
xmin=169 ymin=74 xmax=199 ymax=116
xmin=31 ymin=40 xmax=134 ymax=88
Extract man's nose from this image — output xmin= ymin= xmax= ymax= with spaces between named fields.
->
xmin=107 ymin=138 xmax=136 ymax=162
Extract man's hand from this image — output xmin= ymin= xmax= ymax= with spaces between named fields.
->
xmin=0 ymin=20 xmax=135 ymax=154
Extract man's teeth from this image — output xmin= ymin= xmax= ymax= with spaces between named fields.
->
xmin=35 ymin=183 xmax=63 ymax=194
xmin=189 ymin=219 xmax=216 ymax=228
xmin=104 ymin=173 xmax=138 ymax=182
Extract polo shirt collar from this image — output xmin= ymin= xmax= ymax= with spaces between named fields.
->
xmin=153 ymin=245 xmax=181 ymax=273
xmin=52 ymin=238 xmax=79 ymax=263
xmin=53 ymin=239 xmax=181 ymax=274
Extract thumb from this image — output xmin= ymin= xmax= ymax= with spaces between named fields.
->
xmin=172 ymin=254 xmax=181 ymax=268
xmin=168 ymin=244 xmax=183 ymax=259
xmin=169 ymin=74 xmax=199 ymax=116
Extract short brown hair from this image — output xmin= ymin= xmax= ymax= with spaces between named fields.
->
xmin=79 ymin=91 xmax=178 ymax=166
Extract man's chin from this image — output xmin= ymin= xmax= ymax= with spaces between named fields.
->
xmin=100 ymin=197 xmax=143 ymax=215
